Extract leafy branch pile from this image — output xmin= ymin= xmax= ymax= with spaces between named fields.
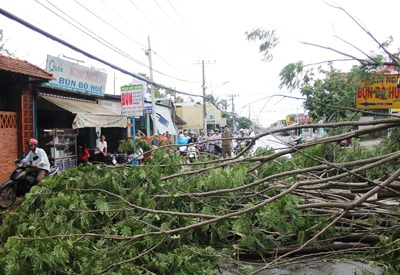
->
xmin=0 ymin=119 xmax=399 ymax=274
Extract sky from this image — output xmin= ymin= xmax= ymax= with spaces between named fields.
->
xmin=1 ymin=0 xmax=399 ymax=128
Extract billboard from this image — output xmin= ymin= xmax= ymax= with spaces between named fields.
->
xmin=356 ymin=74 xmax=400 ymax=109
xmin=44 ymin=55 xmax=107 ymax=96
xmin=120 ymin=79 xmax=146 ymax=117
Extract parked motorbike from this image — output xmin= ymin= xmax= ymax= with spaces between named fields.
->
xmin=0 ymin=157 xmax=59 ymax=209
xmin=339 ymin=138 xmax=352 ymax=147
xmin=106 ymin=153 xmax=130 ymax=165
xmin=288 ymin=137 xmax=306 ymax=146
xmin=234 ymin=140 xmax=247 ymax=155
xmin=186 ymin=144 xmax=198 ymax=164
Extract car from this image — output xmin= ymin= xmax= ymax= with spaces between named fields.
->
xmin=279 ymin=131 xmax=291 ymax=137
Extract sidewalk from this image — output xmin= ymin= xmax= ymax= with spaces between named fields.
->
xmin=359 ymin=138 xmax=384 ymax=148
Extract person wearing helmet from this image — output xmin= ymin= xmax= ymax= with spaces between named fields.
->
xmin=238 ymin=129 xmax=246 ymax=138
xmin=188 ymin=132 xmax=197 ymax=143
xmin=21 ymin=138 xmax=50 ymax=183
xmin=182 ymin=131 xmax=190 ymax=142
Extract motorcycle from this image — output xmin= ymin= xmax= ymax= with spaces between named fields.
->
xmin=339 ymin=138 xmax=352 ymax=147
xmin=186 ymin=144 xmax=198 ymax=164
xmin=0 ymin=156 xmax=59 ymax=209
xmin=288 ymin=137 xmax=306 ymax=146
xmin=234 ymin=140 xmax=247 ymax=155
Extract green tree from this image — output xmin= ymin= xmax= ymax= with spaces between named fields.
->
xmin=237 ymin=116 xmax=252 ymax=129
xmin=245 ymin=28 xmax=280 ymax=62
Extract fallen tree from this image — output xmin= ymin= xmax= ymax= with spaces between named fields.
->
xmin=0 ymin=119 xmax=399 ymax=274
xmin=1 ymin=2 xmax=400 ymax=274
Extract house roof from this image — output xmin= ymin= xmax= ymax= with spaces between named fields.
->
xmin=0 ymin=54 xmax=54 ymax=81
xmin=175 ymin=114 xmax=186 ymax=126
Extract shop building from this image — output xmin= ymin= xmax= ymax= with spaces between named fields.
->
xmin=0 ymin=54 xmax=54 ymax=183
xmin=0 ymin=54 xmax=183 ymax=181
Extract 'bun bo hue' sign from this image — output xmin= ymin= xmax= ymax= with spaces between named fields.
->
xmin=356 ymin=74 xmax=400 ymax=109
xmin=44 ymin=55 xmax=107 ymax=96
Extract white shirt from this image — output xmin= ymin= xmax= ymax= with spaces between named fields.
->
xmin=94 ymin=140 xmax=107 ymax=154
xmin=22 ymin=147 xmax=50 ymax=172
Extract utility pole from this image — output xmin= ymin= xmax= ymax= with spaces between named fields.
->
xmin=202 ymin=60 xmax=206 ymax=133
xmin=146 ymin=36 xmax=157 ymax=136
xmin=196 ymin=60 xmax=215 ymax=133
xmin=228 ymin=94 xmax=239 ymax=130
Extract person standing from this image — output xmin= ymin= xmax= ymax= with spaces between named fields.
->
xmin=94 ymin=135 xmax=107 ymax=163
xmin=22 ymin=138 xmax=50 ymax=183
xmin=213 ymin=129 xmax=222 ymax=156
xmin=221 ymin=125 xmax=233 ymax=158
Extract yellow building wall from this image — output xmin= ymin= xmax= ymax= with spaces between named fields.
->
xmin=176 ymin=104 xmax=222 ymax=132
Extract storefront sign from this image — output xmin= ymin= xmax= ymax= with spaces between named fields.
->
xmin=121 ymin=80 xmax=146 ymax=117
xmin=356 ymin=74 xmax=400 ymax=109
xmin=98 ymin=100 xmax=122 ymax=114
xmin=44 ymin=55 xmax=108 ymax=96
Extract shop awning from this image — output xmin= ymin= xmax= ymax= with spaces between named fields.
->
xmin=40 ymin=95 xmax=127 ymax=129
xmin=149 ymin=104 xmax=178 ymax=136
xmin=153 ymin=113 xmax=178 ymax=135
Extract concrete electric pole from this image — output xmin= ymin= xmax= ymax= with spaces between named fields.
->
xmin=228 ymin=94 xmax=239 ymax=130
xmin=195 ymin=60 xmax=215 ymax=133
xmin=146 ymin=36 xmax=157 ymax=136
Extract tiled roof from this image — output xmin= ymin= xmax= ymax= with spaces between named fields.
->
xmin=0 ymin=54 xmax=53 ymax=80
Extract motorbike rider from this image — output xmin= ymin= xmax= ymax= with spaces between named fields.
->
xmin=197 ymin=131 xmax=207 ymax=151
xmin=188 ymin=132 xmax=197 ymax=143
xmin=21 ymin=138 xmax=50 ymax=183
xmin=185 ymin=143 xmax=199 ymax=162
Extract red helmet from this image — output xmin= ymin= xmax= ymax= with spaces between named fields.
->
xmin=27 ymin=138 xmax=38 ymax=146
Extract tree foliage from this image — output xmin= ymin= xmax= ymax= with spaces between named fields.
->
xmin=2 ymin=4 xmax=400 ymax=274
xmin=245 ymin=28 xmax=279 ymax=62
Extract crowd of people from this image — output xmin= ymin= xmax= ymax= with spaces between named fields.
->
xmin=177 ymin=127 xmax=256 ymax=159
xmin=74 ymin=127 xmax=256 ymax=165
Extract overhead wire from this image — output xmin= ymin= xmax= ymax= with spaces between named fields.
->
xmin=127 ymin=0 xmax=199 ymax=61
xmin=166 ymin=0 xmax=212 ymax=57
xmin=82 ymin=0 xmax=199 ymax=83
xmin=75 ymin=0 xmax=196 ymax=83
xmin=37 ymin=0 xmax=197 ymax=83
xmin=36 ymin=0 xmax=149 ymax=68
xmin=0 ymin=7 xmax=203 ymax=98
xmin=73 ymin=0 xmax=147 ymax=49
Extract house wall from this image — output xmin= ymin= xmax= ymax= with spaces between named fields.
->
xmin=0 ymin=111 xmax=18 ymax=183
xmin=176 ymin=104 xmax=222 ymax=132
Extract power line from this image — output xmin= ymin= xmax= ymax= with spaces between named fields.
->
xmin=0 ymin=7 xmax=202 ymax=99
xmin=36 ymin=0 xmax=197 ymax=83
xmin=35 ymin=0 xmax=148 ymax=68
xmin=128 ymin=0 xmax=199 ymax=61
xmin=166 ymin=0 xmax=212 ymax=57
xmin=73 ymin=0 xmax=146 ymax=49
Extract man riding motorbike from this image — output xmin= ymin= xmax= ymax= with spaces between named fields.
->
xmin=21 ymin=138 xmax=50 ymax=183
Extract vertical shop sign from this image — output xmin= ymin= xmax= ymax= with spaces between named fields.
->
xmin=121 ymin=80 xmax=146 ymax=117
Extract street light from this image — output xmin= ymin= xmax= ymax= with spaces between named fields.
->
xmin=210 ymin=81 xmax=231 ymax=95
